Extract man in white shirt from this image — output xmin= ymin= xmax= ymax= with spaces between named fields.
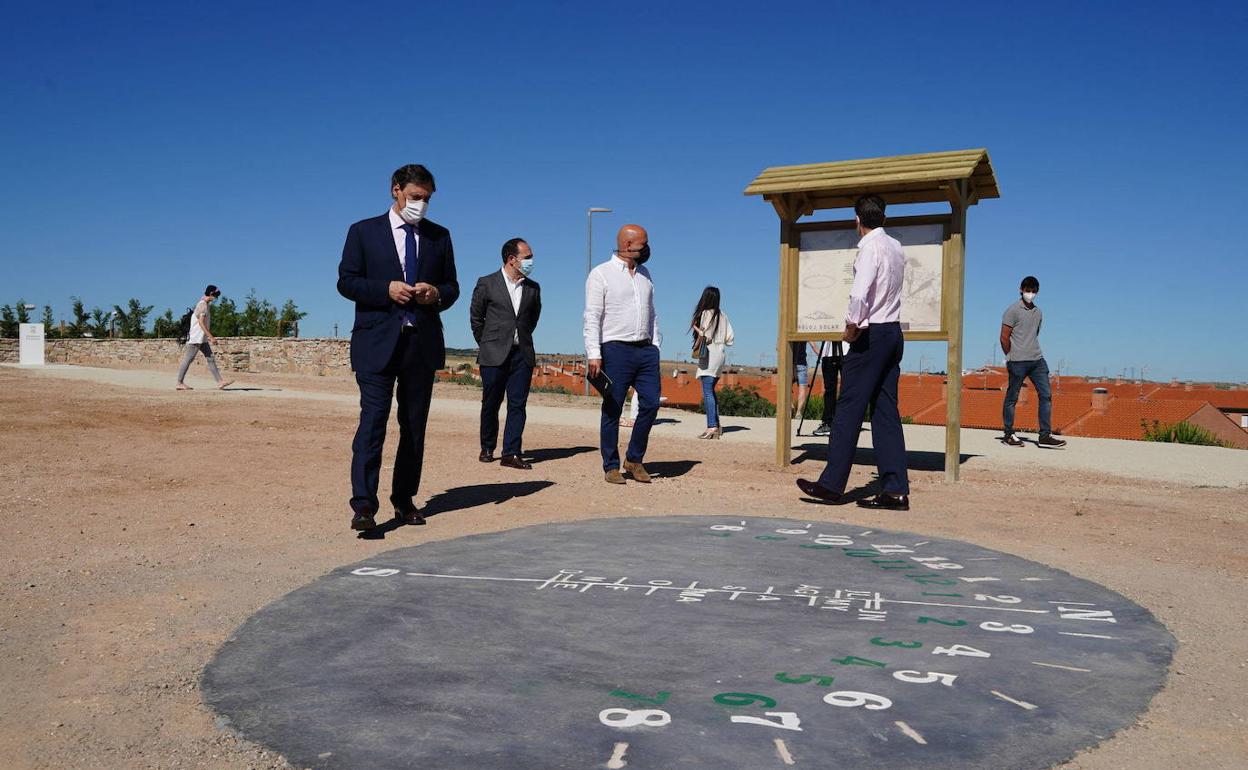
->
xmin=584 ymin=224 xmax=661 ymax=484
xmin=174 ymin=284 xmax=233 ymax=390
xmin=797 ymin=196 xmax=911 ymax=510
xmin=470 ymin=238 xmax=542 ymax=469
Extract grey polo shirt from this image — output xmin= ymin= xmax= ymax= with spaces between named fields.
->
xmin=1002 ymin=300 xmax=1043 ymax=362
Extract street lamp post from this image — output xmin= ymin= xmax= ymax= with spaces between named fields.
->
xmin=585 ymin=207 xmax=612 ymax=395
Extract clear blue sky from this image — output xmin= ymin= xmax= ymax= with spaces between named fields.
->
xmin=3 ymin=1 xmax=1245 ymax=382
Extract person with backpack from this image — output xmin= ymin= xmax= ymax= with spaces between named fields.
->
xmin=175 ymin=285 xmax=233 ymax=390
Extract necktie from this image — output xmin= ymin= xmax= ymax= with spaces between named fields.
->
xmin=403 ymin=224 xmax=418 ymax=326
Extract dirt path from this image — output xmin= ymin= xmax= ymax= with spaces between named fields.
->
xmin=0 ymin=366 xmax=1245 ymax=769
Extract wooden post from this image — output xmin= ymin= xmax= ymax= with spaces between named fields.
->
xmin=944 ymin=182 xmax=969 ymax=481
xmin=775 ymin=209 xmax=795 ymax=465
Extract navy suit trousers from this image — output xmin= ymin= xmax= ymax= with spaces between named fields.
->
xmin=480 ymin=345 xmax=533 ymax=456
xmin=599 ymin=342 xmax=661 ymax=470
xmin=350 ymin=330 xmax=435 ymax=515
xmin=816 ymin=322 xmax=910 ymax=496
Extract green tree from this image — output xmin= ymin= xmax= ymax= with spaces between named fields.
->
xmin=712 ymin=385 xmax=778 ymax=418
xmin=88 ymin=307 xmax=112 ymax=338
xmin=210 ymin=296 xmax=241 ymax=337
xmin=278 ymin=299 xmax=307 ymax=337
xmin=0 ymin=305 xmax=16 ymax=338
xmin=41 ymin=305 xmax=60 ymax=339
xmin=239 ymin=290 xmax=279 ymax=336
xmin=16 ymin=300 xmax=31 ymax=324
xmin=112 ymin=298 xmax=154 ymax=338
xmin=151 ymin=308 xmax=178 ymax=338
xmin=68 ymin=297 xmax=90 ymax=337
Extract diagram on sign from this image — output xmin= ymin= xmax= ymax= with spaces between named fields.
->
xmin=797 ymin=223 xmax=944 ymax=334
xmin=204 ymin=516 xmax=1174 ymax=770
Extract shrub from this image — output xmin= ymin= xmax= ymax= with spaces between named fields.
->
xmin=713 ymin=385 xmax=777 ymax=418
xmin=1141 ymin=420 xmax=1226 ymax=447
xmin=445 ymin=372 xmax=481 ymax=388
xmin=531 ymin=384 xmax=573 ymax=395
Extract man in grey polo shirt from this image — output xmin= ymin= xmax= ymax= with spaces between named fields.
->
xmin=1000 ymin=275 xmax=1065 ymax=447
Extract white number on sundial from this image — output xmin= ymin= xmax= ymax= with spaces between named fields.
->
xmin=730 ymin=712 xmax=803 ymax=731
xmin=893 ymin=670 xmax=958 ymax=686
xmin=598 ymin=708 xmax=672 ymax=728
xmin=823 ymin=691 xmax=893 ymax=710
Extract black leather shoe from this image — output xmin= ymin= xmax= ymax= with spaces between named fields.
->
xmin=857 ymin=493 xmax=910 ymax=511
xmin=1038 ymin=435 xmax=1067 ymax=448
xmin=500 ymin=454 xmax=532 ymax=470
xmin=796 ymin=478 xmax=841 ymax=502
xmin=396 ymin=508 xmax=426 ymax=525
xmin=350 ymin=512 xmax=377 ymax=531
xmin=479 ymin=450 xmax=495 ymax=463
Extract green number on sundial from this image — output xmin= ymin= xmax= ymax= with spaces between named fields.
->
xmin=870 ymin=637 xmax=922 ymax=649
xmin=713 ymin=692 xmax=777 ymax=708
xmin=843 ymin=549 xmax=881 ymax=557
xmin=918 ymin=616 xmax=968 ymax=627
xmin=775 ymin=672 xmax=837 ymax=686
xmin=830 ymin=655 xmax=886 ymax=668
xmin=755 ymin=536 xmax=786 ymax=541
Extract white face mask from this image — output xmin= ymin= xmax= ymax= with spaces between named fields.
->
xmin=518 ymin=258 xmax=534 ymax=277
xmin=399 ymin=198 xmax=427 ymax=225
xmin=1022 ymin=291 xmax=1037 ymax=303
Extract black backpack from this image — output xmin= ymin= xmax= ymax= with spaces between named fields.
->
xmin=176 ymin=307 xmax=194 ymax=344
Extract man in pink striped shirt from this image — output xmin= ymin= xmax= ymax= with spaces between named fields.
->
xmin=797 ymin=195 xmax=911 ymax=510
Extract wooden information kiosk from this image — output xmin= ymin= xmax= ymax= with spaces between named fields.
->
xmin=744 ymin=149 xmax=1000 ymax=480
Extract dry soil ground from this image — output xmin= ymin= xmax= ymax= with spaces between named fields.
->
xmin=0 ymin=366 xmax=1245 ymax=769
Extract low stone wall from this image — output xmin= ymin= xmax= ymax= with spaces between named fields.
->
xmin=0 ymin=337 xmax=352 ymax=376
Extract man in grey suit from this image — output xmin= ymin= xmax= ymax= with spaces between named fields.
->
xmin=470 ymin=238 xmax=542 ymax=469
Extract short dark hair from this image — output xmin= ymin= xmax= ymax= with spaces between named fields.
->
xmin=391 ymin=164 xmax=436 ymax=193
xmin=204 ymin=284 xmax=220 ymax=297
xmin=501 ymin=238 xmax=527 ymax=264
xmin=854 ymin=195 xmax=886 ymax=229
xmin=1020 ymin=276 xmax=1040 ymax=291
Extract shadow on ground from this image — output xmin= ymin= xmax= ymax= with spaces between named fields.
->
xmin=645 ymin=460 xmax=701 ymax=479
xmin=789 ymin=442 xmax=977 ymax=471
xmin=358 ymin=481 xmax=556 ymax=539
xmin=527 ymin=446 xmax=596 ymax=463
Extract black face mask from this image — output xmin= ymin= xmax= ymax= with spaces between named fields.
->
xmin=633 ymin=244 xmax=651 ymax=265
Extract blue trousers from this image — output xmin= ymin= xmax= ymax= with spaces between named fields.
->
xmin=701 ymin=375 xmax=720 ymax=428
xmin=1003 ymin=357 xmax=1053 ymax=437
xmin=816 ymin=322 xmax=909 ymax=496
xmin=600 ymin=342 xmax=661 ymax=470
xmin=350 ymin=331 xmax=435 ymax=515
xmin=480 ymin=345 xmax=533 ymax=456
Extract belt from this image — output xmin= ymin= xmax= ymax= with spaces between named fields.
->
xmin=606 ymin=338 xmax=652 ymax=348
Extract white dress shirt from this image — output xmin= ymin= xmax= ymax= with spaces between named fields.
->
xmin=501 ymin=268 xmax=524 ymax=344
xmin=388 ymin=209 xmax=420 ymax=326
xmin=845 ymin=227 xmax=905 ymax=328
xmin=583 ymin=254 xmax=660 ymax=359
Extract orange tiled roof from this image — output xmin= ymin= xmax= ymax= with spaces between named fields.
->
xmin=1064 ymin=399 xmax=1207 ymax=440
xmin=1146 ymin=387 xmax=1248 ymax=409
xmin=910 ymin=391 xmax=1092 ymax=432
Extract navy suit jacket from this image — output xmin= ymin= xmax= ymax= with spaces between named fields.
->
xmin=336 ymin=213 xmax=460 ymax=374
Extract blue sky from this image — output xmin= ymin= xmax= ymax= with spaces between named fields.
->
xmin=3 ymin=1 xmax=1245 ymax=381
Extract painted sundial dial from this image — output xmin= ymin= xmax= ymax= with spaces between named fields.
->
xmin=203 ymin=516 xmax=1174 ymax=769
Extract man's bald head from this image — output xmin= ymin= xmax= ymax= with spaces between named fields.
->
xmin=617 ymin=224 xmax=647 ymax=250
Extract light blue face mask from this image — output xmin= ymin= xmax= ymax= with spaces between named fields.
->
xmin=518 ymin=258 xmax=534 ymax=277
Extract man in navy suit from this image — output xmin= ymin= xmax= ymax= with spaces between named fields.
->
xmin=337 ymin=164 xmax=459 ymax=531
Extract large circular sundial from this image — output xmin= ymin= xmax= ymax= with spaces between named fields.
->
xmin=203 ymin=516 xmax=1174 ymax=769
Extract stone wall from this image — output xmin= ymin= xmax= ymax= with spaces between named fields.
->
xmin=0 ymin=337 xmax=352 ymax=376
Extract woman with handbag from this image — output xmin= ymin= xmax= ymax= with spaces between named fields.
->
xmin=690 ymin=286 xmax=735 ymax=439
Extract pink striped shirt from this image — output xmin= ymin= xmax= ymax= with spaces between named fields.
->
xmin=845 ymin=227 xmax=905 ymax=328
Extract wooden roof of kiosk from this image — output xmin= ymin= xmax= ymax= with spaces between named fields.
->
xmin=744 ymin=148 xmax=1000 ymax=480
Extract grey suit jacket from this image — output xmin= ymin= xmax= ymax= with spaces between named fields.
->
xmin=469 ymin=271 xmax=541 ymax=367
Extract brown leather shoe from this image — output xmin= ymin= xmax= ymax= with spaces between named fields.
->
xmin=1038 ymin=434 xmax=1067 ymax=448
xmin=396 ymin=508 xmax=426 ymax=525
xmin=479 ymin=449 xmax=495 ymax=463
xmin=500 ymin=454 xmax=532 ymax=470
xmin=605 ymin=468 xmax=626 ymax=485
xmin=622 ymin=460 xmax=651 ymax=483
xmin=795 ymin=478 xmax=840 ymax=502
xmin=350 ymin=512 xmax=377 ymax=531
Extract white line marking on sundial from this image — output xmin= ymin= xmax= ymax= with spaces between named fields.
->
xmin=959 ymin=577 xmax=1001 ymax=582
xmin=1020 ymin=577 xmax=1052 ymax=582
xmin=885 ymin=598 xmax=1049 ymax=614
xmin=991 ymin=690 xmax=1038 ymax=710
xmin=1031 ymin=661 xmax=1092 ymax=673
xmin=1058 ymin=632 xmax=1117 ymax=640
xmin=913 ymin=541 xmax=929 ymax=547
xmin=804 ymin=523 xmax=813 ymax=529
xmin=966 ymin=557 xmax=999 ymax=561
xmin=773 ymin=738 xmax=796 ymax=765
xmin=1049 ymin=600 xmax=1095 ymax=606
xmin=406 ymin=572 xmax=547 ymax=584
xmin=740 ymin=520 xmax=747 ymax=526
xmin=894 ymin=721 xmax=927 ymax=745
xmin=607 ymin=742 xmax=629 ymax=768
xmin=859 ymin=530 xmax=874 ymax=536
